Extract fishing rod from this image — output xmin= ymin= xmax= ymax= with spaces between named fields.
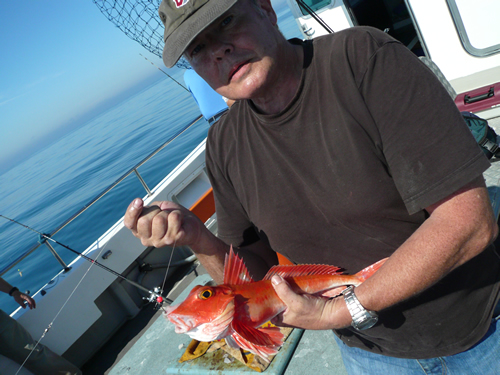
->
xmin=296 ymin=0 xmax=334 ymax=35
xmin=139 ymin=53 xmax=189 ymax=92
xmin=0 ymin=214 xmax=171 ymax=305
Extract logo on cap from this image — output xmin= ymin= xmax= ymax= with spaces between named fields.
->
xmin=173 ymin=0 xmax=190 ymax=8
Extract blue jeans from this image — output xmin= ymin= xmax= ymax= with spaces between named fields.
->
xmin=334 ymin=302 xmax=500 ymax=375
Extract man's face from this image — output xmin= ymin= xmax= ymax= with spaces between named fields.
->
xmin=184 ymin=0 xmax=280 ymax=101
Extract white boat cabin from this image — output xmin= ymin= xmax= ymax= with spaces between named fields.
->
xmin=285 ymin=0 xmax=500 ymax=119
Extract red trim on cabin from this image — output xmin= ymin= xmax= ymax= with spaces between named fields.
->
xmin=189 ymin=188 xmax=216 ymax=223
xmin=455 ymin=82 xmax=500 ymax=113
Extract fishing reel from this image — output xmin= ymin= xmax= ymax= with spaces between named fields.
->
xmin=144 ymin=286 xmax=172 ymax=309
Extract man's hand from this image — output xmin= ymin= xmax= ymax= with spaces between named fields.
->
xmin=124 ymin=198 xmax=205 ymax=248
xmin=12 ymin=291 xmax=36 ymax=310
xmin=270 ymin=275 xmax=352 ymax=330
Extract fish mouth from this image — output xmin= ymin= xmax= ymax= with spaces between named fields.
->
xmin=164 ymin=300 xmax=235 ymax=341
xmin=164 ymin=305 xmax=194 ymax=334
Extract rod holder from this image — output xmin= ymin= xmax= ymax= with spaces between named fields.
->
xmin=134 ymin=169 xmax=152 ymax=197
xmin=44 ymin=242 xmax=71 ymax=272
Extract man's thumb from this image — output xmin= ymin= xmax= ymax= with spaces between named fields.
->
xmin=271 ymin=275 xmax=293 ymax=299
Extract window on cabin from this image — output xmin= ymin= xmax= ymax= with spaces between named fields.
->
xmin=344 ymin=0 xmax=422 ymax=55
xmin=446 ymin=0 xmax=500 ymax=57
xmin=297 ymin=0 xmax=333 ymax=16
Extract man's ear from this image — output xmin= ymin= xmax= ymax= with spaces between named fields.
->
xmin=258 ymin=0 xmax=278 ymax=26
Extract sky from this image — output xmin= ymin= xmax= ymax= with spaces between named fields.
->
xmin=0 ymin=1 xmax=176 ymax=174
xmin=0 ymin=0 xmax=293 ymax=175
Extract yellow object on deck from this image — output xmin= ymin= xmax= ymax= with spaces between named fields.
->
xmin=178 ymin=325 xmax=294 ymax=372
xmin=179 ymin=340 xmax=213 ymax=362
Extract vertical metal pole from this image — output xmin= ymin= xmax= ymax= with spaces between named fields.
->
xmin=44 ymin=242 xmax=71 ymax=272
xmin=134 ymin=169 xmax=153 ymax=197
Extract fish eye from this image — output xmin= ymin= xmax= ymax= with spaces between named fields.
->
xmin=199 ymin=289 xmax=213 ymax=300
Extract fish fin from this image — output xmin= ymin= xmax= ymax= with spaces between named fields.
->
xmin=223 ymin=245 xmax=255 ymax=285
xmin=228 ymin=333 xmax=277 ymax=361
xmin=263 ymin=264 xmax=343 ymax=280
xmin=230 ymin=320 xmax=284 ymax=359
xmin=320 ymin=286 xmax=349 ymax=298
xmin=354 ymin=258 xmax=388 ymax=282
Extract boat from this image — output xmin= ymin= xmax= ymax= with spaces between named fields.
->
xmin=2 ymin=0 xmax=500 ymax=374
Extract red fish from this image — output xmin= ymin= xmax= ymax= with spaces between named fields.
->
xmin=165 ymin=247 xmax=386 ymax=359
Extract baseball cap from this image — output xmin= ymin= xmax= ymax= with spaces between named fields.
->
xmin=159 ymin=0 xmax=239 ymax=68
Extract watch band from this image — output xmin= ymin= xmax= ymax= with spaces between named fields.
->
xmin=343 ymin=286 xmax=378 ymax=330
xmin=8 ymin=287 xmax=19 ymax=296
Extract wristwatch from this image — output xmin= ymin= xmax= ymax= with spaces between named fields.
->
xmin=343 ymin=286 xmax=378 ymax=330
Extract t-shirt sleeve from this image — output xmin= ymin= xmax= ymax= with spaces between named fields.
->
xmin=356 ymin=33 xmax=490 ymax=214
xmin=205 ymin=122 xmax=259 ymax=246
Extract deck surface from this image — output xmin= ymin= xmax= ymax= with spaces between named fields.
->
xmin=106 ymin=274 xmax=347 ymax=375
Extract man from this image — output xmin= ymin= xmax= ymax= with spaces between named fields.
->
xmin=125 ymin=0 xmax=500 ymax=373
xmin=0 ymin=277 xmax=82 ymax=375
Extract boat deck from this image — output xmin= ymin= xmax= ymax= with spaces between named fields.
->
xmin=80 ymin=118 xmax=500 ymax=375
xmin=82 ymin=264 xmax=347 ymax=375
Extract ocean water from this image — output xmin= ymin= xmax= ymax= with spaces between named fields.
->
xmin=0 ymin=5 xmax=303 ymax=314
xmin=0 ymin=77 xmax=207 ymax=314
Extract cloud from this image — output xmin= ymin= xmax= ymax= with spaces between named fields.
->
xmin=0 ymin=71 xmax=66 ymax=107
xmin=0 ymin=92 xmax=27 ymax=107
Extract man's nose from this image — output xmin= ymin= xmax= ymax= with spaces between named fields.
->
xmin=210 ymin=39 xmax=233 ymax=60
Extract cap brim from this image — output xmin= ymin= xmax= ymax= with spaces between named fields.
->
xmin=163 ymin=0 xmax=239 ymax=68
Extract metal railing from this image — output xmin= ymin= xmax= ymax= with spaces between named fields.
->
xmin=0 ymin=115 xmax=203 ymax=276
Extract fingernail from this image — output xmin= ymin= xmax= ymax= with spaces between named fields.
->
xmin=271 ymin=275 xmax=282 ymax=285
xmin=133 ymin=198 xmax=142 ymax=208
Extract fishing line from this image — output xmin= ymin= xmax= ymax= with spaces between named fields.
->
xmin=0 ymin=215 xmax=163 ymax=299
xmin=1 ymin=214 xmax=175 ymax=371
xmin=139 ymin=54 xmax=189 ymax=92
xmin=12 ymin=212 xmax=113 ymax=374
xmin=14 ymin=239 xmax=107 ymax=375
xmin=15 ymin=328 xmax=44 ymax=375
xmin=157 ymin=238 xmax=177 ymax=311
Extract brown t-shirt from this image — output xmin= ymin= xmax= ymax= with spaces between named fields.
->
xmin=206 ymin=27 xmax=500 ymax=358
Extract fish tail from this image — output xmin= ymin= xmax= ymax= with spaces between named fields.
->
xmin=354 ymin=258 xmax=388 ymax=282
